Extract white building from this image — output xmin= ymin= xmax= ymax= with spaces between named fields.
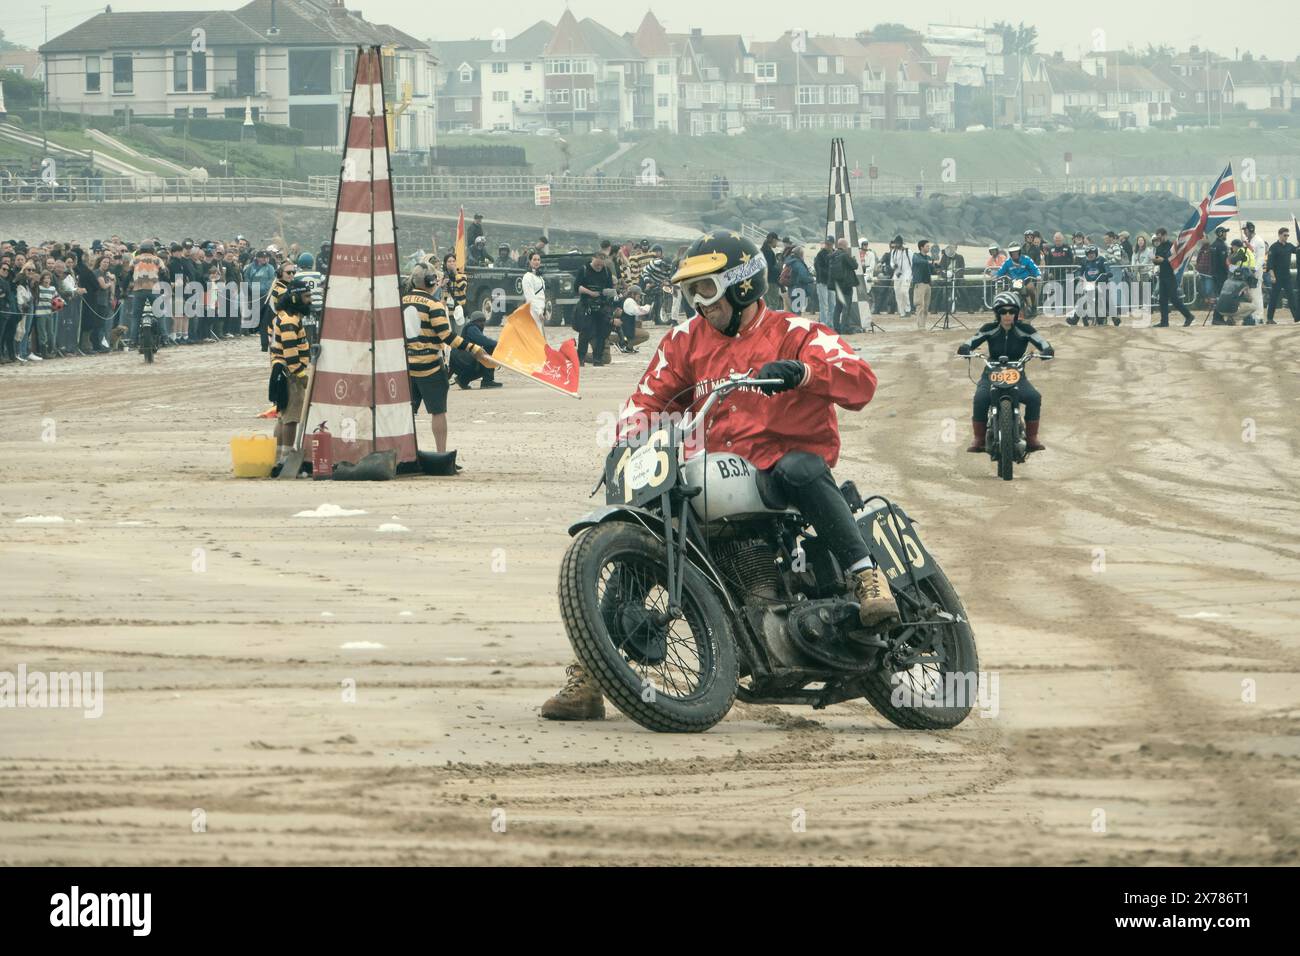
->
xmin=470 ymin=22 xmax=552 ymax=132
xmin=39 ymin=0 xmax=436 ymax=151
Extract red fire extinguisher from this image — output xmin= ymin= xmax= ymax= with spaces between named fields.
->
xmin=309 ymin=422 xmax=333 ymax=479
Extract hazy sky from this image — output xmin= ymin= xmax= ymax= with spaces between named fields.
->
xmin=10 ymin=0 xmax=1295 ymax=61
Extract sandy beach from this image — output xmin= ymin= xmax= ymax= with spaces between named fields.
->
xmin=1 ymin=315 xmax=1297 ymax=865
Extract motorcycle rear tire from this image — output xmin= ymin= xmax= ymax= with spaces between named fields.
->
xmin=559 ymin=521 xmax=737 ymax=733
xmin=997 ymin=398 xmax=1015 ymax=481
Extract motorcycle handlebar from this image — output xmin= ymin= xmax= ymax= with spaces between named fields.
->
xmin=681 ymin=376 xmax=783 ymax=434
xmin=957 ymin=352 xmax=1052 ymax=363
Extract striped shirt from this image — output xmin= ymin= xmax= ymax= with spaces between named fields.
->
xmin=627 ymin=250 xmax=656 ymax=285
xmin=270 ymin=309 xmax=309 ymax=377
xmin=268 ymin=277 xmax=287 ymax=307
xmin=296 ymin=270 xmax=325 ymax=313
xmin=35 ymin=285 xmax=56 ymax=317
xmin=402 ymin=288 xmax=484 ymax=377
xmin=444 ymin=270 xmax=468 ymax=312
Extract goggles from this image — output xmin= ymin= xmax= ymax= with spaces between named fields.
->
xmin=681 ymin=276 xmax=726 ymax=308
xmin=994 ymin=306 xmax=1020 ymax=317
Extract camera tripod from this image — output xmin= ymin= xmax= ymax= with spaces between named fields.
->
xmin=930 ymin=270 xmax=970 ymax=331
xmin=835 ymin=278 xmax=886 ymax=334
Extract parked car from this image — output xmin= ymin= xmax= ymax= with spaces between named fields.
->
xmin=461 ymin=259 xmax=576 ymax=326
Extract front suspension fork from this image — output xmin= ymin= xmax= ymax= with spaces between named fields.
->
xmin=658 ymin=486 xmax=700 ymax=621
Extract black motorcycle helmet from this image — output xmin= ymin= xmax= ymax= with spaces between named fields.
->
xmin=671 ymin=230 xmax=768 ymax=335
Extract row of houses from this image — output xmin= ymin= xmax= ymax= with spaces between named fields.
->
xmin=31 ymin=2 xmax=967 ymax=149
xmin=434 ymin=15 xmax=961 ymax=136
xmin=432 ymin=17 xmax=1299 ymax=136
xmin=25 ymin=2 xmax=1300 ymax=152
xmin=1016 ymin=49 xmax=1299 ymax=128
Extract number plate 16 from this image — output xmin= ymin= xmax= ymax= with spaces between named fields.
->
xmin=859 ymin=505 xmax=934 ymax=584
xmin=605 ymin=429 xmax=679 ymax=507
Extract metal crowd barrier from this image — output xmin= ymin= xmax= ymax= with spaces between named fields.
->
xmin=0 ymin=175 xmax=316 ymax=205
xmin=1 ymin=293 xmax=134 ymax=357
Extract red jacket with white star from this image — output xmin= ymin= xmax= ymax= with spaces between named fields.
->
xmin=616 ymin=302 xmax=877 ymax=470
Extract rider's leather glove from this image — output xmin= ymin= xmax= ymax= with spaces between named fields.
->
xmin=1040 ymin=346 xmax=1055 ymax=358
xmin=757 ymin=360 xmax=806 ymax=395
xmin=957 ymin=344 xmax=972 ymax=356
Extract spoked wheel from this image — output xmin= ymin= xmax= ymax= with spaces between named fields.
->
xmin=997 ymin=398 xmax=1015 ymax=481
xmin=861 ymin=566 xmax=979 ymax=730
xmin=559 ymin=522 xmax=737 ymax=732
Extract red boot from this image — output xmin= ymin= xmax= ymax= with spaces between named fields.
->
xmin=966 ymin=420 xmax=987 ymax=453
xmin=1026 ymin=420 xmax=1046 ymax=453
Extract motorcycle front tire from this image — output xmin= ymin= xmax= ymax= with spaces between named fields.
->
xmin=997 ymin=398 xmax=1015 ymax=481
xmin=559 ymin=521 xmax=738 ymax=733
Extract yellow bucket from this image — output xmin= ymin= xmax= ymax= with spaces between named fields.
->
xmin=230 ymin=434 xmax=277 ymax=478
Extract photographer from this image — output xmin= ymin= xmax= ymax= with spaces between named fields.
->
xmin=1212 ymin=266 xmax=1257 ymax=326
xmin=614 ymin=285 xmax=652 ymax=354
xmin=888 ymin=235 xmax=912 ymax=318
xmin=575 ymin=250 xmax=615 ymax=366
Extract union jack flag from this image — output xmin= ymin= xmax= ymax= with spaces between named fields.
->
xmin=1169 ymin=164 xmax=1237 ymax=277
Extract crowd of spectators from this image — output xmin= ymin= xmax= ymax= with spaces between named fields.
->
xmin=0 ymin=235 xmax=323 ymax=365
xmin=5 ymin=216 xmax=1293 ymax=370
xmin=761 ymin=222 xmax=1299 ymax=332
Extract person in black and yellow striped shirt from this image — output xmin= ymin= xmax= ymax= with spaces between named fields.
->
xmin=627 ymin=239 xmax=656 ymax=288
xmin=403 ymin=265 xmax=496 ymax=453
xmin=269 ymin=276 xmax=312 ymax=462
xmin=441 ymin=253 xmax=469 ymax=320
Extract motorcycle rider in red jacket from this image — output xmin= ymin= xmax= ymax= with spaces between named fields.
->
xmin=542 ymin=230 xmax=898 ymax=720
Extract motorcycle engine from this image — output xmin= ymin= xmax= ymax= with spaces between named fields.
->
xmin=711 ymin=537 xmax=780 ymax=601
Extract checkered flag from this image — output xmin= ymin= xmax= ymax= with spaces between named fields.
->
xmin=826 ymin=138 xmax=859 ymax=248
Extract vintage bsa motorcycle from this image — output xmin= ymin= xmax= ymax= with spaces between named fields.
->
xmin=558 ymin=374 xmax=979 ymax=733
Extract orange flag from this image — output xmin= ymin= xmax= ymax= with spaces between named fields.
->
xmin=455 ymin=206 xmax=466 ymax=273
xmin=492 ymin=303 xmax=580 ymax=397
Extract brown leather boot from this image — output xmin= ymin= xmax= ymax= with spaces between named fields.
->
xmin=966 ymin=420 xmax=987 ymax=453
xmin=854 ymin=566 xmax=900 ymax=628
xmin=1025 ymin=420 xmax=1046 ymax=453
xmin=540 ymin=663 xmax=606 ymax=720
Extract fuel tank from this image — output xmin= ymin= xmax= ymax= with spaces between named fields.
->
xmin=682 ymin=452 xmax=799 ymax=524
